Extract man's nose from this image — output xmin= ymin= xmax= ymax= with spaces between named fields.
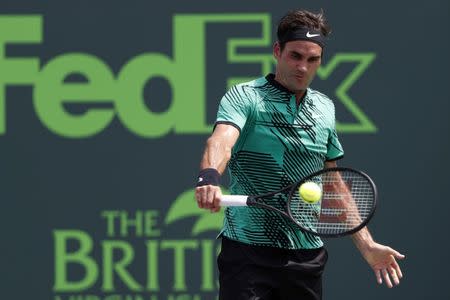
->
xmin=296 ymin=61 xmax=307 ymax=72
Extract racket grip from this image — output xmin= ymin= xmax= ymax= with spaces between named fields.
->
xmin=220 ymin=195 xmax=249 ymax=206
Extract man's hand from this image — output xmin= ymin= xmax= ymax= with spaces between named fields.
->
xmin=359 ymin=242 xmax=405 ymax=288
xmin=195 ymin=185 xmax=222 ymax=213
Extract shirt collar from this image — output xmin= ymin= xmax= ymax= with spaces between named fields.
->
xmin=265 ymin=73 xmax=309 ymax=102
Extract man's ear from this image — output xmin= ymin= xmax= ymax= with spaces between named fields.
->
xmin=273 ymin=41 xmax=281 ymax=59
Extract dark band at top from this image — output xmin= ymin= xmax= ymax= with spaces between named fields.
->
xmin=278 ymin=27 xmax=326 ymax=48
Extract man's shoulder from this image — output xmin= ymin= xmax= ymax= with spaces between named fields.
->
xmin=227 ymin=76 xmax=269 ymax=99
xmin=234 ymin=76 xmax=267 ymax=88
xmin=307 ymin=87 xmax=332 ymax=101
xmin=307 ymin=88 xmax=335 ymax=106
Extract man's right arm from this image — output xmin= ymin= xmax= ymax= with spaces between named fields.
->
xmin=195 ymin=124 xmax=240 ymax=212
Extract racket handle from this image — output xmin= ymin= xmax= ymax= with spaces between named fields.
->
xmin=220 ymin=195 xmax=249 ymax=206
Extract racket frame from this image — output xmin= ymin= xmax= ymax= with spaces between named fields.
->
xmin=238 ymin=167 xmax=378 ymax=238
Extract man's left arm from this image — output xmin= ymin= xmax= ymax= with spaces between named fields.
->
xmin=324 ymin=161 xmax=406 ymax=288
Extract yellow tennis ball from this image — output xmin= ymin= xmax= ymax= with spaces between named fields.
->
xmin=299 ymin=182 xmax=322 ymax=203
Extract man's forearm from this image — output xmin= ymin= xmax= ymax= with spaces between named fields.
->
xmin=200 ymin=136 xmax=232 ymax=174
xmin=199 ymin=124 xmax=239 ymax=173
xmin=351 ymin=226 xmax=375 ymax=252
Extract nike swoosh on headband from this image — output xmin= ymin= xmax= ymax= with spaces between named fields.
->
xmin=306 ymin=31 xmax=321 ymax=38
xmin=279 ymin=28 xmax=326 ymax=48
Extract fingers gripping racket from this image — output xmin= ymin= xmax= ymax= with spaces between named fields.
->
xmin=220 ymin=167 xmax=377 ymax=238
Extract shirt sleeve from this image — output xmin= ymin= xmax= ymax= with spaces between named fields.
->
xmin=326 ymin=116 xmax=344 ymax=161
xmin=215 ymin=85 xmax=253 ymax=132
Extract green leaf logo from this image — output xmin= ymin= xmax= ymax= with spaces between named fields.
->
xmin=165 ymin=188 xmax=226 ymax=235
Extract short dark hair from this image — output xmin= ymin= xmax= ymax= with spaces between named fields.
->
xmin=277 ymin=9 xmax=331 ymax=51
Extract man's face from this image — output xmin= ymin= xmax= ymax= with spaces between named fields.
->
xmin=273 ymin=40 xmax=322 ymax=93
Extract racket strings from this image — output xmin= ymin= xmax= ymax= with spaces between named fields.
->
xmin=289 ymin=170 xmax=375 ymax=235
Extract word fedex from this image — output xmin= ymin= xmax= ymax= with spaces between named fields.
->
xmin=0 ymin=14 xmax=376 ymax=138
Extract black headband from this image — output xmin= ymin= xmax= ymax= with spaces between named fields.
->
xmin=278 ymin=27 xmax=326 ymax=48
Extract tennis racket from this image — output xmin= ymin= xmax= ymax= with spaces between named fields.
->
xmin=220 ymin=167 xmax=377 ymax=238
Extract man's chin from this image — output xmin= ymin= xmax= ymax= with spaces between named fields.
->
xmin=284 ymin=81 xmax=308 ymax=93
xmin=291 ymin=81 xmax=308 ymax=91
xmin=292 ymin=85 xmax=308 ymax=93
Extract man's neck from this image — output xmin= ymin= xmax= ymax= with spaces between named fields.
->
xmin=273 ymin=73 xmax=306 ymax=105
xmin=295 ymin=91 xmax=306 ymax=106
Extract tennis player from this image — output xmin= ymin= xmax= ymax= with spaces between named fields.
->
xmin=195 ymin=9 xmax=405 ymax=299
